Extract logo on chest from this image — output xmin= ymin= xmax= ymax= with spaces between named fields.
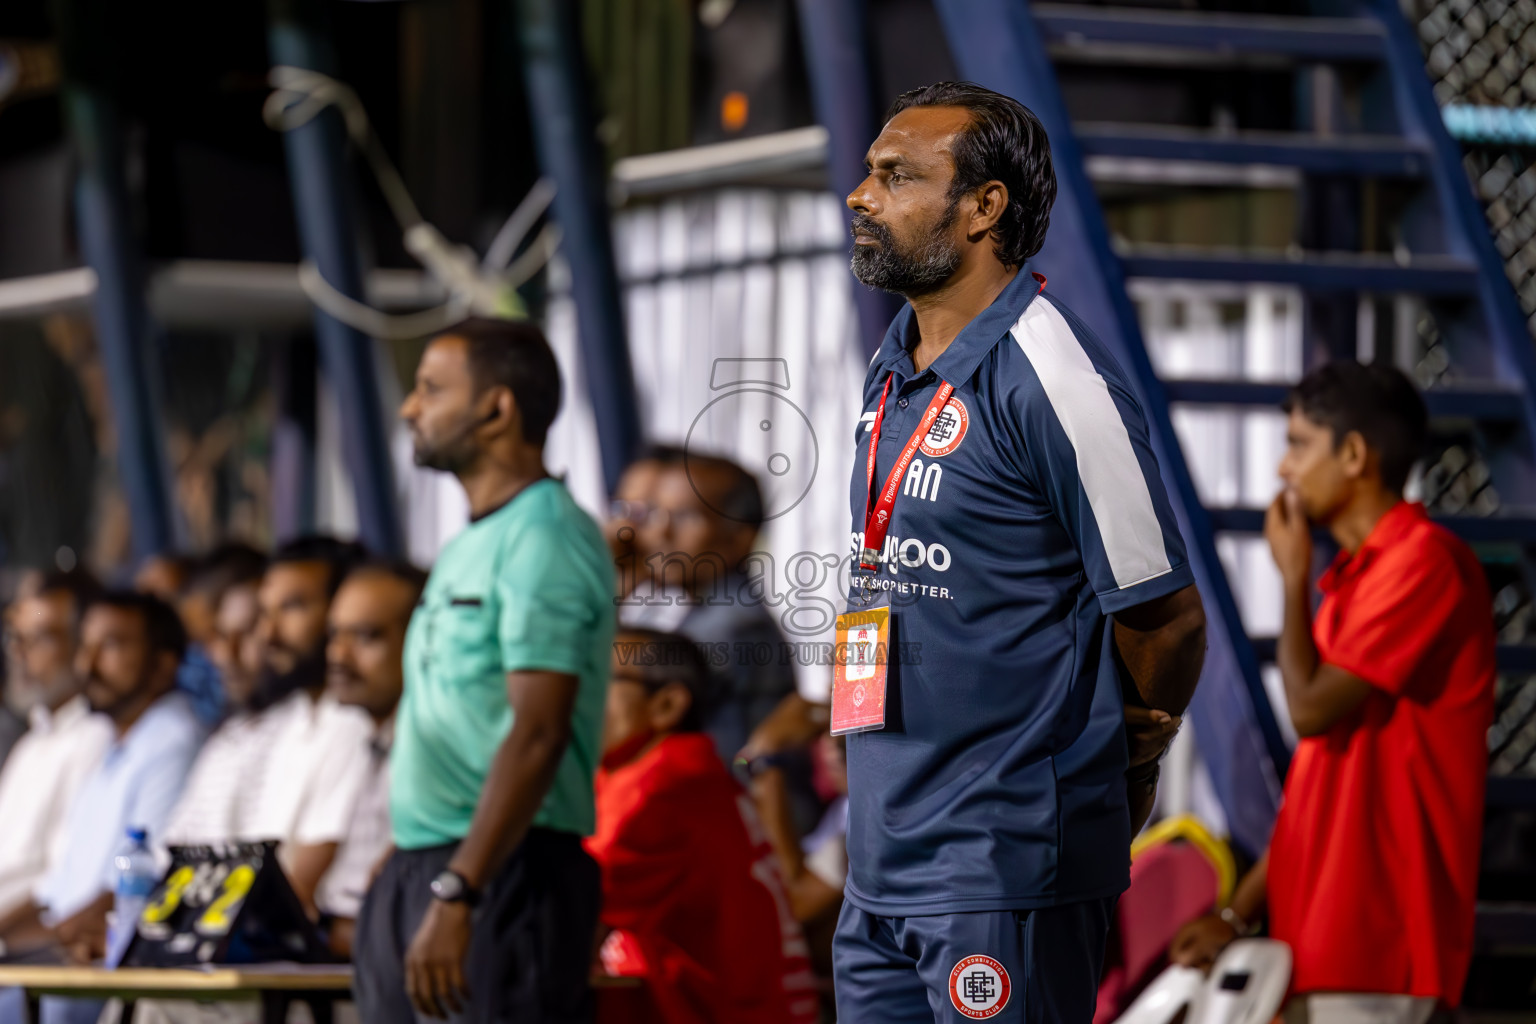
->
xmin=919 ymin=396 xmax=969 ymax=458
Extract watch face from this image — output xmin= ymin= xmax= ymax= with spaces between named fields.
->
xmin=431 ymin=872 xmax=464 ymax=901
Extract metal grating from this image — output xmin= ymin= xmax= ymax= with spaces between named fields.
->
xmin=1409 ymin=0 xmax=1536 ymax=336
xmin=1409 ymin=0 xmax=1536 ymax=109
xmin=1491 ymin=674 xmax=1536 ymax=774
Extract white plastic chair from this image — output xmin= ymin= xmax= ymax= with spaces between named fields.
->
xmin=1113 ymin=939 xmax=1293 ymax=1024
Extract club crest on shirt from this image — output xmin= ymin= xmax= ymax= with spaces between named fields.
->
xmin=948 ymin=954 xmax=1010 ymax=1019
xmin=919 ymin=397 xmax=969 ymax=458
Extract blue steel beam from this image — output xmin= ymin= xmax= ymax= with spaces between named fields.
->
xmin=932 ymin=0 xmax=1289 ymax=857
xmin=64 ymin=86 xmax=178 ymax=560
xmin=794 ymin=0 xmax=902 ymax=359
xmin=1119 ymin=248 xmax=1479 ymax=293
xmin=516 ymin=0 xmax=642 ymax=495
xmin=1074 ymin=124 xmax=1430 ymax=178
xmin=267 ymin=0 xmax=402 ymax=557
xmin=1032 ymin=4 xmax=1387 ymax=61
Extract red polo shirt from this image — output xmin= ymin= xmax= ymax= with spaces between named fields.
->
xmin=586 ymin=732 xmax=820 ymax=1024
xmin=1268 ymin=501 xmax=1496 ymax=1005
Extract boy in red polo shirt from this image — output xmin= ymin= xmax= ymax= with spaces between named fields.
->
xmin=1172 ymin=362 xmax=1496 ymax=1023
xmin=586 ymin=628 xmax=820 ymax=1024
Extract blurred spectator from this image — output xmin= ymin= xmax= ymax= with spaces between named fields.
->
xmin=165 ymin=537 xmax=373 ymax=916
xmin=607 ymin=444 xmax=685 ymax=601
xmin=634 ymin=455 xmax=798 ymax=763
xmin=0 ymin=576 xmax=113 ymax=923
xmin=357 ymin=318 xmax=614 ymax=1023
xmin=1171 ymin=364 xmax=1496 ymax=1023
xmin=178 ymin=544 xmax=267 ymax=654
xmin=203 ymin=560 xmax=265 ymax=711
xmin=0 ymin=570 xmax=100 ymax=773
xmin=0 ymin=591 xmax=203 ymax=1024
xmin=587 ymin=629 xmax=819 ymax=1024
xmin=128 ymin=543 xmax=266 ymax=728
xmin=318 ymin=560 xmax=427 ymax=957
xmin=747 ymin=732 xmax=848 ymax=983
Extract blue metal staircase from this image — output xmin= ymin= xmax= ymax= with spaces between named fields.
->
xmin=931 ymin=0 xmax=1536 ymax=856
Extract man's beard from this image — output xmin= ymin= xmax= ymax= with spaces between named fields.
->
xmin=849 ymin=199 xmax=964 ymax=297
xmin=251 ymin=644 xmax=326 ymax=711
xmin=412 ymin=431 xmax=477 ymax=474
xmin=411 ymin=409 xmax=485 ymax=474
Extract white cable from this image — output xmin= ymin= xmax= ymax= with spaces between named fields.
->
xmin=484 ymin=178 xmax=557 ymax=271
xmin=265 ymin=66 xmax=562 ymax=336
xmin=297 ymin=261 xmax=470 ymax=342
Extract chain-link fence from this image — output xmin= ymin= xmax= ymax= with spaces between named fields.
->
xmin=1409 ymin=0 xmax=1536 ymax=337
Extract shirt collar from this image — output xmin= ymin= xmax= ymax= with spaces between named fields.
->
xmin=1318 ymin=500 xmax=1424 ymax=593
xmin=870 ymin=265 xmax=1046 ymax=389
xmin=370 ymin=714 xmax=395 ymax=760
xmin=108 ymin=690 xmax=191 ymax=755
xmin=28 ymin=694 xmax=90 ymax=735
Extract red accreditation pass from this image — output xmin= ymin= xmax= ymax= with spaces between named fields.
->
xmin=831 ymin=606 xmax=890 ymax=735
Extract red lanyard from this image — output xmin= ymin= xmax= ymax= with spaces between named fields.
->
xmin=860 ymin=374 xmax=954 ymax=570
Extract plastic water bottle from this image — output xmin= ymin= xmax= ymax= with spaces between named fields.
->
xmin=108 ymin=826 xmax=157 ymax=967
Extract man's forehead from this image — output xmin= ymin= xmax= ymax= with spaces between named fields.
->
xmin=263 ymin=561 xmax=329 ymax=597
xmin=868 ymin=105 xmax=970 ymax=164
xmin=83 ymin=605 xmax=141 ymax=634
xmin=421 ymin=335 xmax=472 ymax=376
xmin=334 ymin=574 xmax=413 ymax=617
xmin=18 ymin=591 xmax=72 ymax=622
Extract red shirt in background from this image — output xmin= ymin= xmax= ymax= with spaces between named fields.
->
xmin=1268 ymin=502 xmax=1496 ymax=1005
xmin=586 ymin=732 xmax=820 ymax=1024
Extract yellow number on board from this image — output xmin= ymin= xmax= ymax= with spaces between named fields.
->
xmin=195 ymin=864 xmax=256 ymax=936
xmin=141 ymin=866 xmax=195 ymax=925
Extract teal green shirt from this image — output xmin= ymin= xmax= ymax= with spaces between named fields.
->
xmin=391 ymin=478 xmax=615 ymax=849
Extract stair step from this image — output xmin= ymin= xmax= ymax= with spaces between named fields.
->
xmin=1119 ymin=245 xmax=1480 ymax=294
xmin=1034 ymin=5 xmax=1386 ymax=62
xmin=1206 ymin=508 xmax=1536 ymax=543
xmin=1486 ymin=776 xmax=1536 ymax=810
xmin=1075 ymin=124 xmax=1430 ymax=178
xmin=1162 ymin=379 xmax=1526 ymax=420
xmin=1250 ymin=638 xmax=1536 ymax=672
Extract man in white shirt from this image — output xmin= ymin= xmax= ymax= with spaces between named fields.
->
xmin=162 ymin=536 xmax=373 ymax=914
xmin=318 ymin=560 xmax=426 ymax=956
xmin=0 ymin=591 xmax=205 ymax=1024
xmin=0 ymin=576 xmax=113 ymax=921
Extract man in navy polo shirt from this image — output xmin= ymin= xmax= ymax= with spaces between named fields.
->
xmin=834 ymin=82 xmax=1207 ymax=1023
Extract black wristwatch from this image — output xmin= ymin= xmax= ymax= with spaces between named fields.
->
xmin=430 ymin=869 xmax=482 ymax=908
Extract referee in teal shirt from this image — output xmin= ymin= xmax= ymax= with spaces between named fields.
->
xmin=355 ymin=318 xmax=615 ymax=1023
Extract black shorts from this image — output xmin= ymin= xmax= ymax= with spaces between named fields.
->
xmin=353 ymin=828 xmax=601 ymax=1024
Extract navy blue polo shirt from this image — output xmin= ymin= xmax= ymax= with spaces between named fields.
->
xmin=843 ymin=266 xmax=1193 ymax=916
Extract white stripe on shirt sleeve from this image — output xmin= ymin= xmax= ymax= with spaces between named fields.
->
xmin=1010 ymin=298 xmax=1173 ymax=590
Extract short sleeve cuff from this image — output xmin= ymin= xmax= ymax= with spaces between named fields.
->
xmin=500 ymin=643 xmax=587 ymax=678
xmin=1097 ymin=561 xmax=1196 ymax=615
xmin=1318 ymin=654 xmax=1407 ymax=698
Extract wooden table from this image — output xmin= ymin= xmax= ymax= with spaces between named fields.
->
xmin=0 ymin=963 xmax=352 ymax=1024
xmin=0 ymin=963 xmax=640 ymax=1022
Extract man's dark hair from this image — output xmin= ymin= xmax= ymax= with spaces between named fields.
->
xmin=886 ymin=81 xmax=1057 ymax=267
xmin=1282 ymin=361 xmax=1429 ymax=494
xmin=342 ymin=559 xmax=430 ymax=608
xmin=637 ymin=443 xmax=688 ymax=468
xmin=184 ymin=543 xmax=268 ymax=601
xmin=437 ymin=317 xmax=563 ymax=447
xmin=85 ymin=589 xmax=188 ymax=663
xmin=271 ymin=536 xmax=368 ymax=598
xmin=690 ymin=455 xmax=764 ymax=531
xmin=36 ymin=567 xmax=104 ymax=616
xmin=615 ymin=629 xmax=715 ymax=733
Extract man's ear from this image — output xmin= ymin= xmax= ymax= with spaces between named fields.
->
xmin=967 ymin=181 xmax=1010 ymax=242
xmin=648 ymin=682 xmax=694 ymax=734
xmin=1338 ymin=429 xmax=1371 ymax=480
